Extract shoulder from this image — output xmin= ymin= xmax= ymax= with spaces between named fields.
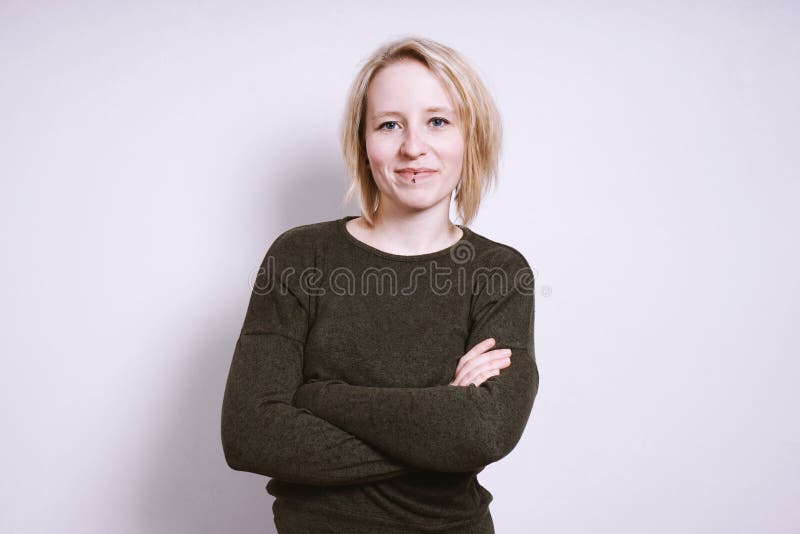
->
xmin=265 ymin=218 xmax=339 ymax=256
xmin=256 ymin=218 xmax=340 ymax=274
xmin=271 ymin=218 xmax=335 ymax=248
xmin=465 ymin=227 xmax=533 ymax=272
xmin=250 ymin=219 xmax=341 ymax=297
xmin=462 ymin=228 xmax=536 ymax=298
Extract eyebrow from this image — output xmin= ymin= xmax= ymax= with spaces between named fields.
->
xmin=371 ymin=106 xmax=455 ymax=120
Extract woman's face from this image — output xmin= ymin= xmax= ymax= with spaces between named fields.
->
xmin=364 ymin=58 xmax=464 ymax=216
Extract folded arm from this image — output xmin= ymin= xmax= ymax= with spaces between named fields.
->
xmin=293 ymin=250 xmax=539 ymax=473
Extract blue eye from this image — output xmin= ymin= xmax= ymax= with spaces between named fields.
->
xmin=379 ymin=121 xmax=399 ymax=130
xmin=430 ymin=117 xmax=449 ymax=127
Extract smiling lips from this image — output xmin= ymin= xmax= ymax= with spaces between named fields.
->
xmin=396 ymin=168 xmax=437 ymax=182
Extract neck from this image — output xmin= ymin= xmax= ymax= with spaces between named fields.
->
xmin=365 ymin=204 xmax=461 ymax=255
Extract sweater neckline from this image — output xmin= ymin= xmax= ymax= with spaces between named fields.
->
xmin=338 ymin=215 xmax=472 ymax=262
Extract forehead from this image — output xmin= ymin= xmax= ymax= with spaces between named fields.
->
xmin=366 ymin=58 xmax=454 ymax=112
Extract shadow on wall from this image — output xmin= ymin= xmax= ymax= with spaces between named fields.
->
xmin=137 ymin=137 xmax=353 ymax=533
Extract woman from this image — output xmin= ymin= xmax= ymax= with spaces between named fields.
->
xmin=221 ymin=36 xmax=539 ymax=534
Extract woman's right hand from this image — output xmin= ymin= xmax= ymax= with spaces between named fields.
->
xmin=450 ymin=338 xmax=512 ymax=387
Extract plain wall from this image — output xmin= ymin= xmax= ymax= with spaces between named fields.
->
xmin=1 ymin=1 xmax=798 ymax=533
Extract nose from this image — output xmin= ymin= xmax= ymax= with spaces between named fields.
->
xmin=399 ymin=124 xmax=428 ymax=158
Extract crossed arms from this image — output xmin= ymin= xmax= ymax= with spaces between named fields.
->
xmin=220 ymin=235 xmax=538 ymax=485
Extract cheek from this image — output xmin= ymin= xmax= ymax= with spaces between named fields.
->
xmin=365 ymin=134 xmax=394 ymax=166
xmin=440 ymin=136 xmax=465 ymax=166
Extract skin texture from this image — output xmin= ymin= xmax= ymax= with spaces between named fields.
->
xmin=365 ymin=57 xmax=463 ymax=214
xmin=451 ymin=338 xmax=513 ymax=387
xmin=351 ymin=57 xmax=464 ymax=255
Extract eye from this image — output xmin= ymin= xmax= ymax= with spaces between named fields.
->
xmin=379 ymin=121 xmax=399 ymax=130
xmin=430 ymin=117 xmax=449 ymax=127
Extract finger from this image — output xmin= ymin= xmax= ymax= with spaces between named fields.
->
xmin=456 ymin=338 xmax=494 ymax=374
xmin=453 ymin=361 xmax=505 ymax=387
xmin=464 ymin=367 xmax=497 ymax=387
xmin=456 ymin=338 xmax=496 ymax=374
xmin=456 ymin=338 xmax=495 ymax=371
xmin=454 ymin=361 xmax=496 ymax=387
xmin=463 ymin=353 xmax=511 ymax=385
xmin=469 ymin=369 xmax=501 ymax=387
xmin=452 ymin=344 xmax=511 ymax=386
xmin=458 ymin=348 xmax=512 ymax=377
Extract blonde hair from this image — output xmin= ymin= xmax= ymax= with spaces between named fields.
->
xmin=341 ymin=36 xmax=503 ymax=227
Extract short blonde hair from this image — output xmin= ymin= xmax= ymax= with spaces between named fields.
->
xmin=341 ymin=36 xmax=503 ymax=227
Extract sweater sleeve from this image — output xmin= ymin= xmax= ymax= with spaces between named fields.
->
xmin=221 ymin=231 xmax=415 ymax=486
xmin=292 ymin=249 xmax=539 ymax=473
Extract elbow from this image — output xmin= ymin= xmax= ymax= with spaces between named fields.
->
xmin=221 ymin=389 xmax=271 ymax=473
xmin=220 ymin=404 xmax=291 ymax=477
xmin=221 ymin=410 xmax=258 ymax=473
xmin=222 ymin=438 xmax=246 ymax=472
xmin=480 ymin=427 xmax=525 ymax=465
xmin=221 ymin=419 xmax=246 ymax=471
xmin=470 ymin=415 xmax=530 ymax=466
xmin=440 ymin=418 xmax=515 ymax=470
xmin=475 ymin=373 xmax=539 ymax=465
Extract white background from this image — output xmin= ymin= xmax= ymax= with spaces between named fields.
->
xmin=1 ymin=1 xmax=798 ymax=533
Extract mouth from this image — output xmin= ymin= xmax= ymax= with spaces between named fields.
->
xmin=395 ymin=169 xmax=437 ymax=182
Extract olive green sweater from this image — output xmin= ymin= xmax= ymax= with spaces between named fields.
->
xmin=221 ymin=215 xmax=539 ymax=533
